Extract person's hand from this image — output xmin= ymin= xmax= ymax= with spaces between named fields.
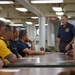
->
xmin=57 ymin=48 xmax=60 ymax=52
xmin=28 ymin=38 xmax=33 ymax=43
xmin=29 ymin=39 xmax=33 ymax=43
xmin=73 ymin=49 xmax=75 ymax=60
xmin=0 ymin=59 xmax=4 ymax=68
xmin=18 ymin=54 xmax=22 ymax=58
xmin=65 ymin=44 xmax=70 ymax=51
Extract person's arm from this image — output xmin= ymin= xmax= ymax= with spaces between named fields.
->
xmin=28 ymin=39 xmax=35 ymax=50
xmin=69 ymin=25 xmax=75 ymax=45
xmin=0 ymin=59 xmax=4 ymax=68
xmin=23 ymin=48 xmax=45 ymax=55
xmin=57 ymin=26 xmax=61 ymax=52
xmin=65 ymin=37 xmax=75 ymax=51
xmin=69 ymin=37 xmax=75 ymax=45
xmin=65 ymin=25 xmax=75 ymax=51
xmin=17 ymin=41 xmax=44 ymax=55
xmin=18 ymin=54 xmax=22 ymax=58
xmin=0 ymin=40 xmax=18 ymax=63
xmin=30 ymin=41 xmax=35 ymax=50
xmin=5 ymin=53 xmax=18 ymax=63
xmin=73 ymin=40 xmax=75 ymax=60
xmin=57 ymin=38 xmax=60 ymax=52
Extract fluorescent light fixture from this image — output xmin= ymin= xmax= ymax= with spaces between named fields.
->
xmin=31 ymin=17 xmax=38 ymax=19
xmin=55 ymin=12 xmax=64 ymax=15
xmin=15 ymin=8 xmax=28 ymax=12
xmin=6 ymin=19 xmax=11 ymax=22
xmin=68 ymin=16 xmax=72 ymax=18
xmin=10 ymin=24 xmax=23 ymax=26
xmin=0 ymin=1 xmax=14 ymax=4
xmin=0 ymin=18 xmax=11 ymax=23
xmin=31 ymin=0 xmax=63 ymax=4
xmin=26 ymin=22 xmax=33 ymax=25
xmin=58 ymin=16 xmax=61 ymax=19
xmin=52 ymin=7 xmax=62 ymax=11
xmin=0 ymin=17 xmax=6 ymax=21
xmin=45 ymin=24 xmax=48 ymax=26
xmin=35 ymin=24 xmax=48 ymax=26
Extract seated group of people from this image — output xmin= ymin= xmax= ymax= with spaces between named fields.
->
xmin=0 ymin=20 xmax=45 ymax=68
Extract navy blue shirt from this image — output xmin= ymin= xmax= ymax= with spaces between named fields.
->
xmin=16 ymin=41 xmax=30 ymax=57
xmin=58 ymin=22 xmax=75 ymax=43
xmin=9 ymin=40 xmax=19 ymax=58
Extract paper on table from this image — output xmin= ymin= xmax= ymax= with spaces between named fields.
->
xmin=0 ymin=69 xmax=20 ymax=72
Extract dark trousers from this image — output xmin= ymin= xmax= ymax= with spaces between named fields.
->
xmin=59 ymin=42 xmax=73 ymax=54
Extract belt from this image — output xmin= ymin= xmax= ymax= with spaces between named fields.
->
xmin=60 ymin=42 xmax=70 ymax=44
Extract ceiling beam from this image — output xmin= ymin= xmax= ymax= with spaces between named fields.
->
xmin=17 ymin=0 xmax=43 ymax=17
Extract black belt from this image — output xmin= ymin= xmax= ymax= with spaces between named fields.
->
xmin=60 ymin=42 xmax=70 ymax=44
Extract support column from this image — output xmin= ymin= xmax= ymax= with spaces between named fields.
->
xmin=47 ymin=22 xmax=52 ymax=46
xmin=47 ymin=20 xmax=55 ymax=47
xmin=27 ymin=24 xmax=35 ymax=37
xmin=50 ymin=23 xmax=55 ymax=47
xmin=39 ymin=17 xmax=45 ymax=49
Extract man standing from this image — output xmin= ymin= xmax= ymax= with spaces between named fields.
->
xmin=58 ymin=15 xmax=75 ymax=53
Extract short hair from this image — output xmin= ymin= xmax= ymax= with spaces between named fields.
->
xmin=19 ymin=30 xmax=27 ymax=39
xmin=5 ymin=25 xmax=12 ymax=32
xmin=0 ymin=20 xmax=5 ymax=28
xmin=61 ymin=15 xmax=68 ymax=19
xmin=13 ymin=27 xmax=18 ymax=33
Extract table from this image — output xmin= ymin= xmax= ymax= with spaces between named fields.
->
xmin=0 ymin=68 xmax=75 ymax=75
xmin=5 ymin=52 xmax=75 ymax=67
xmin=1 ymin=52 xmax=75 ymax=75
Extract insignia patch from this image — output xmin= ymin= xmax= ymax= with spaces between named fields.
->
xmin=65 ymin=28 xmax=69 ymax=32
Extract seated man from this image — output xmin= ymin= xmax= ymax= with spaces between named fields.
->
xmin=17 ymin=30 xmax=45 ymax=57
xmin=0 ymin=59 xmax=4 ymax=68
xmin=0 ymin=20 xmax=5 ymax=68
xmin=0 ymin=20 xmax=5 ymax=37
xmin=0 ymin=25 xmax=18 ymax=63
xmin=10 ymin=27 xmax=22 ymax=58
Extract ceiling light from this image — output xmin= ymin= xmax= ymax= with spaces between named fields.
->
xmin=55 ymin=12 xmax=64 ymax=15
xmin=15 ymin=8 xmax=28 ymax=12
xmin=35 ymin=24 xmax=48 ymax=26
xmin=0 ymin=18 xmax=11 ymax=22
xmin=0 ymin=1 xmax=14 ymax=4
xmin=0 ymin=17 xmax=6 ymax=21
xmin=26 ymin=22 xmax=33 ymax=25
xmin=31 ymin=0 xmax=63 ymax=4
xmin=10 ymin=24 xmax=23 ymax=26
xmin=68 ymin=16 xmax=72 ymax=18
xmin=31 ymin=17 xmax=38 ymax=19
xmin=58 ymin=16 xmax=61 ymax=19
xmin=52 ymin=7 xmax=62 ymax=11
xmin=45 ymin=24 xmax=48 ymax=26
xmin=6 ymin=19 xmax=11 ymax=23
